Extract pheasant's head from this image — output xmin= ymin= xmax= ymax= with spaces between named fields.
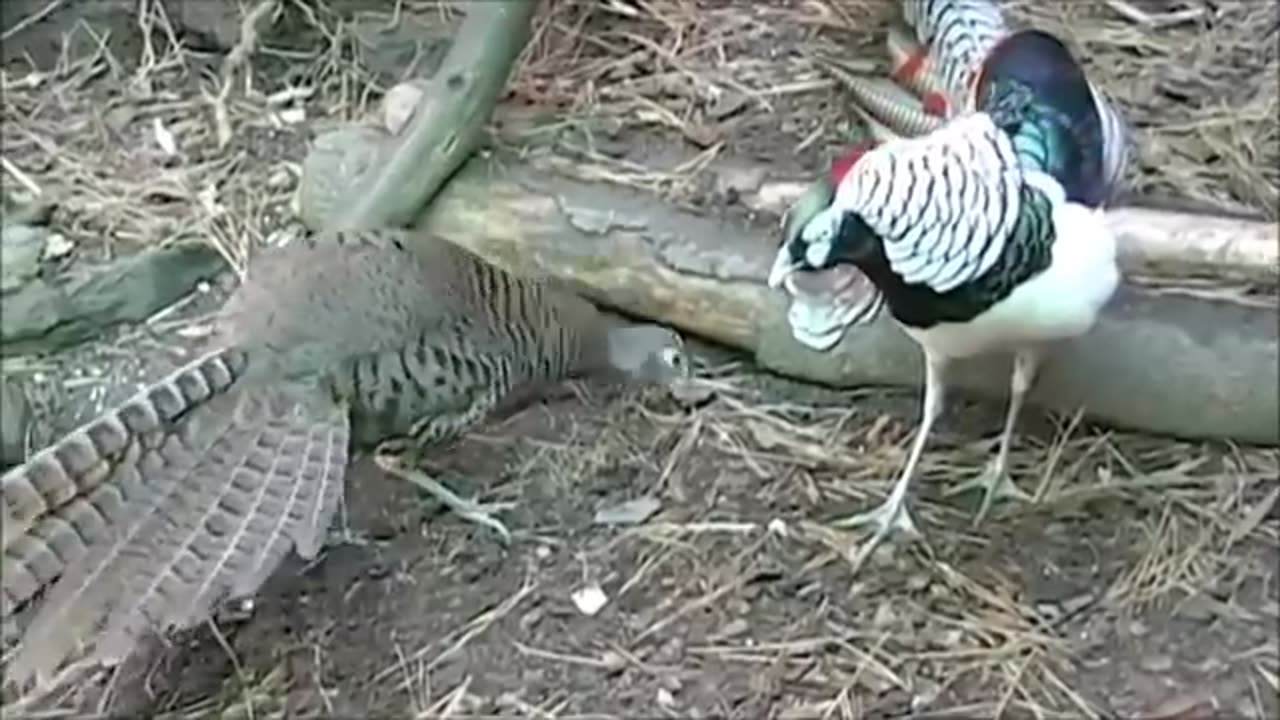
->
xmin=604 ymin=324 xmax=690 ymax=386
xmin=768 ymin=142 xmax=876 ymax=289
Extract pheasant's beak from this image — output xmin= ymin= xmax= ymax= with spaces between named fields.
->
xmin=767 ymin=247 xmax=801 ymax=289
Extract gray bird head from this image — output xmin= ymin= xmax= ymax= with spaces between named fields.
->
xmin=604 ymin=324 xmax=690 ymax=386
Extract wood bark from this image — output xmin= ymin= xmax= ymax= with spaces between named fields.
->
xmin=413 ymin=155 xmax=1279 ymax=446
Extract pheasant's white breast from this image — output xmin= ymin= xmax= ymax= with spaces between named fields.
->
xmin=903 ymin=201 xmax=1119 ymax=360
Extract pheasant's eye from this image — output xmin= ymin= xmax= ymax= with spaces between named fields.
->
xmin=660 ymin=347 xmax=691 ymax=378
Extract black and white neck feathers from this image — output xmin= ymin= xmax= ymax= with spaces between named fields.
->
xmin=770 ymin=114 xmax=1062 ymax=330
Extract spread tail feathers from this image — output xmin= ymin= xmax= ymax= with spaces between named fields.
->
xmin=1 ymin=349 xmax=349 ymax=691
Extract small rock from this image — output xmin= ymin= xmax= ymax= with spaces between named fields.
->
xmin=594 ymin=496 xmax=661 ymax=526
xmin=599 ymin=649 xmax=627 ymax=671
xmin=276 ymin=107 xmax=307 ymax=125
xmin=570 ymin=584 xmax=608 ymax=616
xmin=714 ymin=166 xmax=766 ymax=201
xmin=266 ymin=167 xmax=295 ymax=190
xmin=707 ymin=91 xmax=749 ymax=120
xmin=655 ymin=687 xmax=676 ymax=708
xmin=1178 ymin=594 xmax=1220 ymax=623
xmin=939 ymin=629 xmax=964 ymax=647
xmin=905 ymin=573 xmax=931 ymax=592
xmin=711 ymin=618 xmax=750 ymax=639
xmin=41 ymin=232 xmax=75 ymax=261
xmin=872 ymin=601 xmax=897 ymax=627
xmin=1140 ymin=653 xmax=1174 ymax=672
xmin=1148 ymin=690 xmax=1214 ymax=719
xmin=383 ymin=79 xmax=429 ymax=135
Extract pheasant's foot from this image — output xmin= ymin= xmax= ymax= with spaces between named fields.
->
xmin=419 ymin=486 xmax=516 ymax=545
xmin=374 ymin=452 xmax=514 ymax=544
xmin=945 ymin=459 xmax=1032 ymax=527
xmin=327 ymin=524 xmax=375 ymax=548
xmin=829 ymin=492 xmax=921 ymax=573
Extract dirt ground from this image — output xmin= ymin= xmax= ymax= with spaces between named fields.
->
xmin=2 ymin=1 xmax=1277 ymax=718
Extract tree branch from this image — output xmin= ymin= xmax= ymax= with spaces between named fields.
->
xmin=327 ymin=0 xmax=536 ymax=230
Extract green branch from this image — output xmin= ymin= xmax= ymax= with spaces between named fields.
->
xmin=329 ymin=0 xmax=536 ymax=230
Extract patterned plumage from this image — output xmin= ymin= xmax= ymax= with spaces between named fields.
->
xmin=894 ymin=0 xmax=1131 ymax=205
xmin=768 ymin=112 xmax=1120 ymax=572
xmin=782 ymin=5 xmax=1132 ymax=353
xmin=2 ymin=229 xmax=686 ymax=689
xmin=972 ymin=29 xmax=1130 ymax=207
xmin=771 ymin=113 xmax=1081 ymax=331
xmin=896 ymin=0 xmax=1008 ymax=116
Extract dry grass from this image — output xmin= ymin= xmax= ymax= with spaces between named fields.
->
xmin=1 ymin=0 xmax=1277 ymax=717
xmin=510 ymin=0 xmax=1279 ymax=217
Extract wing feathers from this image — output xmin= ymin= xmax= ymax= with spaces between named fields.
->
xmin=838 ymin=113 xmax=1025 ymax=294
xmin=1 ymin=352 xmax=248 ymax=617
xmin=5 ymin=379 xmax=348 ymax=691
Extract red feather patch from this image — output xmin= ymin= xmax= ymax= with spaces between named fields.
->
xmin=921 ymin=91 xmax=951 ymax=117
xmin=831 ymin=142 xmax=874 ymax=185
xmin=891 ymin=46 xmax=929 ymax=86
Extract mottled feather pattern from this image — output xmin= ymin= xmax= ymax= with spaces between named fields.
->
xmin=901 ymin=0 xmax=1006 ymax=103
xmin=829 ymin=113 xmax=1025 ymax=294
xmin=3 ymin=228 xmax=648 ymax=690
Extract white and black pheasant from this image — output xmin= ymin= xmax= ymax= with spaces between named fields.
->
xmin=768 ymin=107 xmax=1120 ymax=569
xmin=783 ymin=27 xmax=1132 ymax=360
xmin=1 ymin=229 xmax=687 ymax=691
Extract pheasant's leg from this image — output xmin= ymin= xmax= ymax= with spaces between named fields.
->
xmin=335 ymin=486 xmax=380 ymax=547
xmin=373 ymin=449 xmax=515 ymax=545
xmin=946 ymin=348 xmax=1043 ymax=526
xmin=830 ymin=352 xmax=947 ymax=570
xmin=326 ymin=489 xmax=373 ymax=547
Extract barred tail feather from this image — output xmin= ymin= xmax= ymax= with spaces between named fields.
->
xmin=3 ymin=356 xmax=349 ymax=691
xmin=2 ymin=350 xmax=248 ymax=613
xmin=900 ymin=0 xmax=1007 ymax=102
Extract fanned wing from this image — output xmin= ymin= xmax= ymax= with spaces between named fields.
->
xmin=5 ymin=376 xmax=349 ymax=691
xmin=1 ymin=351 xmax=248 ymax=615
xmin=835 ymin=112 xmax=1025 ymax=294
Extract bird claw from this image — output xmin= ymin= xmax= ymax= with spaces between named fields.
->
xmin=374 ymin=452 xmax=515 ymax=545
xmin=828 ymin=495 xmax=922 ymax=574
xmin=432 ymin=495 xmax=515 ymax=545
xmin=327 ymin=525 xmax=375 ymax=548
xmin=945 ymin=459 xmax=1032 ymax=527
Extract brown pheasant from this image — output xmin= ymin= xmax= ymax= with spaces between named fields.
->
xmin=1 ymin=228 xmax=687 ymax=691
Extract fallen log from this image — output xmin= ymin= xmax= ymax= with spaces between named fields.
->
xmin=413 ymin=154 xmax=1279 ymax=446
